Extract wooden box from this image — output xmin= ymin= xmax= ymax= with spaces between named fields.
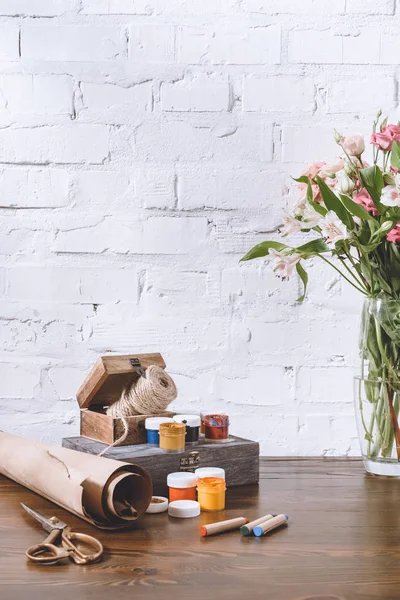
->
xmin=62 ymin=435 xmax=260 ymax=495
xmin=77 ymin=353 xmax=174 ymax=446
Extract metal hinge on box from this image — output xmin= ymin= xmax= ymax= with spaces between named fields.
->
xmin=130 ymin=358 xmax=146 ymax=378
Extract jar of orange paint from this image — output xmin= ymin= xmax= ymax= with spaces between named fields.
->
xmin=159 ymin=422 xmax=186 ymax=452
xmin=167 ymin=472 xmax=198 ymax=502
xmin=197 ymin=477 xmax=226 ymax=511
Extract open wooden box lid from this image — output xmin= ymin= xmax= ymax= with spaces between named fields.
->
xmin=76 ymin=353 xmax=166 ymax=409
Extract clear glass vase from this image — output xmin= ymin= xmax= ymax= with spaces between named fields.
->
xmin=355 ymin=297 xmax=400 ymax=476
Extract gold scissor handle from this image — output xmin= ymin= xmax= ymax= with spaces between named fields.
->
xmin=61 ymin=528 xmax=103 ymax=565
xmin=26 ymin=529 xmax=71 ymax=565
xmin=26 ymin=527 xmax=103 ymax=566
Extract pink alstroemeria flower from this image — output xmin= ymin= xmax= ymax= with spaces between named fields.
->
xmin=269 ymin=249 xmax=301 ymax=279
xmin=387 ymin=224 xmax=400 ymax=244
xmin=353 ymin=189 xmax=379 ymax=216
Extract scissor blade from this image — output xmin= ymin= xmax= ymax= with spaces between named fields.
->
xmin=21 ymin=503 xmax=65 ymax=532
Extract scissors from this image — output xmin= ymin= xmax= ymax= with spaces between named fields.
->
xmin=21 ymin=503 xmax=104 ymax=565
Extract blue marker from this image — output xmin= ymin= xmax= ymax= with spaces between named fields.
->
xmin=253 ymin=513 xmax=289 ymax=537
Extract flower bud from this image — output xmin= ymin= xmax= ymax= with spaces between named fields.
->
xmin=334 ymin=129 xmax=344 ymax=144
xmin=380 ymin=220 xmax=395 ymax=233
xmin=343 ymin=156 xmax=358 ymax=178
xmin=384 ymin=171 xmax=396 ymax=186
xmin=337 ymin=171 xmax=355 ymax=195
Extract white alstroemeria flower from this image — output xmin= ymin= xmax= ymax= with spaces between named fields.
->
xmin=302 ymin=203 xmax=321 ymax=229
xmin=319 ymin=210 xmax=351 ymax=244
xmin=269 ymin=248 xmax=301 ymax=279
xmin=280 ymin=212 xmax=303 ymax=236
xmin=381 ymin=176 xmax=400 ymax=207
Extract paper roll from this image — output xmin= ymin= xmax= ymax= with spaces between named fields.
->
xmin=0 ymin=432 xmax=152 ymax=529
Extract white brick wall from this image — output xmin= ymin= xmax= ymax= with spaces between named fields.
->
xmin=2 ymin=0 xmax=390 ymax=455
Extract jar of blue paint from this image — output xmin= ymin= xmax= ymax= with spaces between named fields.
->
xmin=145 ymin=417 xmax=175 ymax=446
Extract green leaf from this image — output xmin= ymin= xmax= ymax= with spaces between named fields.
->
xmin=296 ymin=262 xmax=308 ymax=302
xmin=315 ymin=176 xmax=354 ymax=230
xmin=356 ymin=223 xmax=372 ymax=246
xmin=292 ymin=176 xmax=309 ymax=184
xmin=360 ymin=166 xmax=385 ymax=214
xmin=339 ymin=194 xmax=376 ymax=222
xmin=295 ymin=238 xmax=330 ymax=255
xmin=240 ymin=241 xmax=288 ymax=262
xmin=293 ymin=175 xmax=327 ymax=216
xmin=391 ymin=141 xmax=400 ymax=170
xmin=309 ymin=197 xmax=327 ymax=217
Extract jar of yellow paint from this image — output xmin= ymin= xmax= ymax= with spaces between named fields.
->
xmin=159 ymin=422 xmax=186 ymax=452
xmin=197 ymin=477 xmax=226 ymax=511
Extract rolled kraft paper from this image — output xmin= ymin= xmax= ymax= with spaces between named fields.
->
xmin=0 ymin=432 xmax=152 ymax=529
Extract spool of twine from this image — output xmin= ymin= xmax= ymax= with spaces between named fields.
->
xmin=98 ymin=365 xmax=178 ymax=456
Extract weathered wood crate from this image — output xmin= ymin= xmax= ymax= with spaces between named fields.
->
xmin=62 ymin=435 xmax=260 ymax=496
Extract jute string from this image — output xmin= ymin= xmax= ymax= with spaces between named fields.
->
xmin=98 ymin=365 xmax=177 ymax=456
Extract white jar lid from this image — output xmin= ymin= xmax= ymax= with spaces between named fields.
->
xmin=167 ymin=472 xmax=198 ymax=489
xmin=168 ymin=500 xmax=200 ymax=519
xmin=145 ymin=496 xmax=169 ymax=514
xmin=195 ymin=467 xmax=226 ymax=480
xmin=145 ymin=417 xmax=174 ymax=431
xmin=173 ymin=414 xmax=201 ymax=428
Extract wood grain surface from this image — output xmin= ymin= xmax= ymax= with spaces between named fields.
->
xmin=2 ymin=458 xmax=400 ymax=600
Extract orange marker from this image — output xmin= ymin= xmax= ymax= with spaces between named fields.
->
xmin=200 ymin=517 xmax=248 ymax=537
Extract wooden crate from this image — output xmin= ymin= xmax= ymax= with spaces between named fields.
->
xmin=62 ymin=435 xmax=260 ymax=496
xmin=76 ymin=353 xmax=173 ymax=446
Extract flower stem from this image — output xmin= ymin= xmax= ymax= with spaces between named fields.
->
xmin=319 ymin=255 xmax=368 ymax=295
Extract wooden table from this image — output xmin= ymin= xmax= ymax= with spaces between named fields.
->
xmin=2 ymin=458 xmax=400 ymax=600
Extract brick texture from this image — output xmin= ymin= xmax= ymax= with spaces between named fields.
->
xmin=1 ymin=0 xmax=392 ymax=454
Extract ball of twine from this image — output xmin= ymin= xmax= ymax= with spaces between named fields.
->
xmin=106 ymin=365 xmax=178 ymax=418
xmin=98 ymin=366 xmax=177 ymax=456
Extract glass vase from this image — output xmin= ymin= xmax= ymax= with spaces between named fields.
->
xmin=355 ymin=297 xmax=400 ymax=476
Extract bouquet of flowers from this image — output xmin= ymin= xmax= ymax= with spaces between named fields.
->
xmin=241 ymin=111 xmax=400 ymax=468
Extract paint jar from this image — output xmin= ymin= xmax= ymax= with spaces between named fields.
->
xmin=159 ymin=422 xmax=186 ymax=452
xmin=167 ymin=472 xmax=198 ymax=502
xmin=173 ymin=414 xmax=201 ymax=444
xmin=200 ymin=409 xmax=225 ymax=436
xmin=195 ymin=467 xmax=225 ymax=481
xmin=145 ymin=417 xmax=175 ymax=446
xmin=197 ymin=477 xmax=226 ymax=511
xmin=204 ymin=414 xmax=230 ymax=443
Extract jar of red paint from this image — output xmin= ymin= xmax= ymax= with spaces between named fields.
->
xmin=204 ymin=414 xmax=230 ymax=443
